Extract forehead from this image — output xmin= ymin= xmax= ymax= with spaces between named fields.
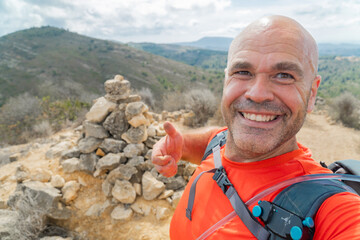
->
xmin=228 ymin=24 xmax=316 ymax=74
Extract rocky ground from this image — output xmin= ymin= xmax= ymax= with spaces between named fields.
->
xmin=0 ymin=75 xmax=359 ymax=240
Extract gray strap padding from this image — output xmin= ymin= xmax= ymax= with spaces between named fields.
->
xmin=226 ymin=185 xmax=270 ymax=240
xmin=186 ymin=168 xmax=217 ymax=220
xmin=213 ymin=144 xmax=222 ymax=169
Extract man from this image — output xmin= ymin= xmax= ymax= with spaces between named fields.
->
xmin=152 ymin=15 xmax=360 ymax=239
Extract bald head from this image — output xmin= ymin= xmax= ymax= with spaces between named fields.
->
xmin=228 ymin=15 xmax=319 ymax=75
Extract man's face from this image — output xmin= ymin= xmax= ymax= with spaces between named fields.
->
xmin=221 ymin=23 xmax=320 ymax=160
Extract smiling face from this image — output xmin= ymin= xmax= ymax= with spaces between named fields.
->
xmin=221 ymin=16 xmax=321 ymax=162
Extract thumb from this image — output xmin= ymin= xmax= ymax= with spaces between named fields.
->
xmin=163 ymin=121 xmax=178 ymax=138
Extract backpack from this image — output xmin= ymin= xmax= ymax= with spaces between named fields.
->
xmin=185 ymin=129 xmax=360 ymax=240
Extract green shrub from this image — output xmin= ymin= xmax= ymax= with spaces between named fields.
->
xmin=329 ymin=92 xmax=360 ymax=129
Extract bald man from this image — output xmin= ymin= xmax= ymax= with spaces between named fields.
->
xmin=152 ymin=16 xmax=360 ymax=239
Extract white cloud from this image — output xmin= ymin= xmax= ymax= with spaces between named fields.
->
xmin=0 ymin=0 xmax=360 ymax=44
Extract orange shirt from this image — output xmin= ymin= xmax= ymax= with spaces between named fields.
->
xmin=170 ymin=129 xmax=360 ymax=239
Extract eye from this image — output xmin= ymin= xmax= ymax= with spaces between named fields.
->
xmin=235 ymin=71 xmax=252 ymax=76
xmin=274 ymin=72 xmax=295 ymax=84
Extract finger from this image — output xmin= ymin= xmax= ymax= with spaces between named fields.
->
xmin=152 ymin=155 xmax=171 ymax=166
xmin=155 ymin=158 xmax=178 ymax=177
xmin=163 ymin=121 xmax=177 ymax=138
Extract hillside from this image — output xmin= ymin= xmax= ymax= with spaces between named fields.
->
xmin=0 ymin=27 xmax=223 ymax=106
xmin=129 ymin=43 xmax=360 ymax=99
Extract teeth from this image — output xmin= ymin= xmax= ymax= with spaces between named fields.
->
xmin=243 ymin=113 xmax=277 ymax=122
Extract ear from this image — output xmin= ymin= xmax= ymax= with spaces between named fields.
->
xmin=307 ymin=75 xmax=321 ymax=113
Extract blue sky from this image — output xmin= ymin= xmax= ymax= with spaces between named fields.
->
xmin=1 ymin=0 xmax=360 ymax=44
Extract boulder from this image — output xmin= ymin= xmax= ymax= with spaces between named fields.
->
xmin=123 ymin=143 xmax=144 ymax=158
xmin=15 ymin=164 xmax=30 ymax=183
xmin=61 ymin=158 xmax=80 ymax=173
xmin=78 ymin=153 xmax=98 ymax=173
xmin=78 ymin=137 xmax=103 ymax=154
xmin=103 ymin=109 xmax=129 ymax=139
xmin=130 ymin=200 xmax=152 ymax=216
xmin=83 ymin=121 xmax=109 ymax=138
xmin=8 ymin=181 xmax=71 ymax=220
xmin=111 ymin=180 xmax=136 ymax=204
xmin=85 ymin=97 xmax=117 ymax=123
xmin=106 ymin=165 xmax=138 ymax=183
xmin=99 ymin=138 xmax=126 ymax=154
xmin=142 ymin=171 xmax=165 ymax=200
xmin=85 ymin=200 xmax=111 ymax=217
xmin=128 ymin=114 xmax=150 ymax=128
xmin=157 ymin=175 xmax=186 ymax=190
xmin=0 ymin=210 xmax=19 ymax=239
xmin=111 ymin=204 xmax=133 ymax=221
xmin=172 ymin=190 xmax=184 ymax=208
xmin=94 ymin=153 xmax=122 ymax=177
xmin=121 ymin=126 xmax=148 ymax=144
xmin=62 ymin=181 xmax=81 ymax=204
xmin=104 ymin=79 xmax=131 ymax=102
xmin=60 ymin=147 xmax=81 ymax=160
xmin=158 ymin=190 xmax=174 ymax=200
xmin=125 ymin=102 xmax=148 ymax=120
xmin=30 ymin=168 xmax=52 ymax=183
xmin=155 ymin=206 xmax=171 ymax=221
xmin=46 ymin=141 xmax=73 ymax=159
xmin=50 ymin=175 xmax=65 ymax=188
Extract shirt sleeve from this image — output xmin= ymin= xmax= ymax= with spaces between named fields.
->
xmin=314 ymin=192 xmax=360 ymax=240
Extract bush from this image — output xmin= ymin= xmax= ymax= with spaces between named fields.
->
xmin=162 ymin=91 xmax=186 ymax=112
xmin=137 ymin=88 xmax=156 ymax=110
xmin=329 ymin=92 xmax=360 ymax=129
xmin=184 ymin=89 xmax=217 ymax=127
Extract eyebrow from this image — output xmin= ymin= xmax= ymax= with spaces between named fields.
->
xmin=273 ymin=62 xmax=304 ymax=78
xmin=228 ymin=61 xmax=253 ymax=74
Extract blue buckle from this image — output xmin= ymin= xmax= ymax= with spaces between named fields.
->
xmin=213 ymin=166 xmax=233 ymax=194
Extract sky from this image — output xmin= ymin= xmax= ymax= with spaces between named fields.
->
xmin=1 ymin=0 xmax=360 ymax=44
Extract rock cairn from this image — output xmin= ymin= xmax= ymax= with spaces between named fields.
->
xmin=59 ymin=74 xmax=197 ymax=221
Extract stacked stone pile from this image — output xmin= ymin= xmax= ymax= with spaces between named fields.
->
xmin=59 ymin=74 xmax=197 ymax=222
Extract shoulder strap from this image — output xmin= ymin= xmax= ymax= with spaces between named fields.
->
xmin=201 ymin=129 xmax=228 ymax=161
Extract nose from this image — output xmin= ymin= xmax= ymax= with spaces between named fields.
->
xmin=244 ymin=75 xmax=274 ymax=103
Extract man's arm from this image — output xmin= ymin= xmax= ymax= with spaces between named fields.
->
xmin=151 ymin=121 xmax=220 ymax=177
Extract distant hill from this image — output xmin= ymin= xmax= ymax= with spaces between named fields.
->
xmin=0 ymin=27 xmax=224 ymax=106
xmin=176 ymin=37 xmax=233 ymax=51
xmin=128 ymin=42 xmax=227 ymax=69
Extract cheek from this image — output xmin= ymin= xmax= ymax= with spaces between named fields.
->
xmin=222 ymin=80 xmax=245 ymax=108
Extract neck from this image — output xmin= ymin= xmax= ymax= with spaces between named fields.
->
xmin=224 ymin=137 xmax=299 ymax=163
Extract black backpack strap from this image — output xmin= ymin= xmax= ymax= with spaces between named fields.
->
xmin=252 ymin=180 xmax=350 ymax=239
xmin=201 ymin=129 xmax=228 ymax=161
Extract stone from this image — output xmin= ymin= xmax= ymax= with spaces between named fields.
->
xmin=122 ymin=125 xmax=148 ymax=144
xmin=61 ymin=158 xmax=80 ymax=173
xmin=183 ymin=111 xmax=196 ymax=127
xmin=147 ymin=125 xmax=156 ymax=137
xmin=102 ymin=180 xmax=113 ymax=197
xmin=85 ymin=97 xmax=117 ymax=123
xmin=158 ymin=190 xmax=174 ymax=199
xmin=111 ymin=204 xmax=133 ymax=221
xmin=128 ymin=114 xmax=150 ymax=128
xmin=144 ymin=137 xmax=157 ymax=148
xmin=144 ymin=111 xmax=155 ymax=123
xmin=60 ymin=147 xmax=81 ymax=160
xmin=50 ymin=175 xmax=65 ymax=188
xmin=46 ymin=141 xmax=73 ymax=159
xmin=9 ymin=153 xmax=21 ymax=162
xmin=15 ymin=164 xmax=29 ymax=183
xmin=183 ymin=162 xmax=198 ymax=177
xmin=144 ymin=149 xmax=152 ymax=160
xmin=79 ymin=153 xmax=98 ymax=173
xmin=104 ymin=79 xmax=130 ymax=96
xmin=99 ymin=138 xmax=126 ymax=153
xmin=85 ymin=200 xmax=111 ymax=217
xmin=95 ymin=148 xmax=106 ymax=157
xmin=106 ymin=165 xmax=138 ymax=183
xmin=142 ymin=171 xmax=165 ymax=200
xmin=157 ymin=175 xmax=186 ymax=190
xmin=8 ymin=181 xmax=71 ymax=220
xmin=31 ymin=168 xmax=52 ymax=182
xmin=78 ymin=137 xmax=103 ymax=154
xmin=83 ymin=120 xmax=109 ymax=138
xmin=0 ymin=199 xmax=7 ymax=209
xmin=0 ymin=210 xmax=19 ymax=239
xmin=103 ymin=109 xmax=129 ymax=139
xmin=62 ymin=181 xmax=81 ymax=204
xmin=123 ymin=143 xmax=145 ymax=158
xmin=114 ymin=74 xmax=124 ymax=81
xmin=156 ymin=206 xmax=171 ymax=221
xmin=172 ymin=190 xmax=184 ymax=208
xmin=112 ymin=180 xmax=136 ymax=204
xmin=133 ymin=183 xmax=142 ymax=196
xmin=131 ymin=200 xmax=152 ymax=216
xmin=122 ymin=94 xmax=141 ymax=103
xmin=126 ymin=156 xmax=145 ymax=168
xmin=125 ymin=102 xmax=148 ymax=120
xmin=94 ymin=153 xmax=122 ymax=177
xmin=40 ymin=237 xmax=72 ymax=240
